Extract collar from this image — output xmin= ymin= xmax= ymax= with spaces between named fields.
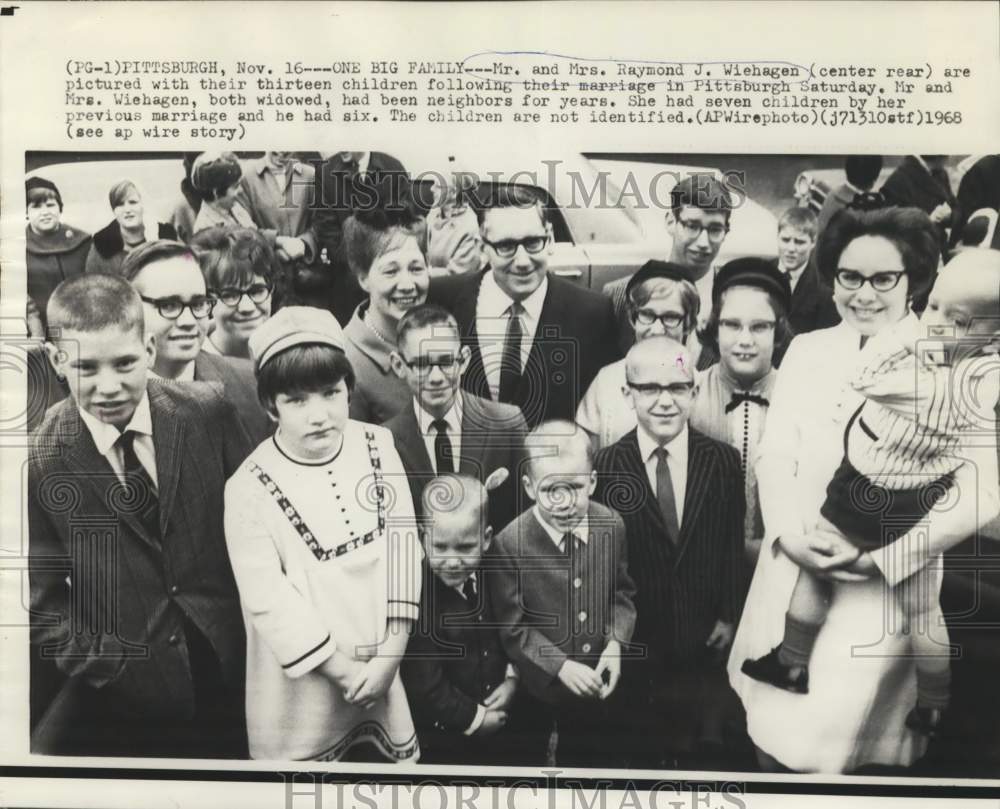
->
xmin=532 ymin=507 xmax=590 ymax=548
xmin=346 ymin=303 xmax=395 ymax=373
xmin=717 ymin=363 xmax=774 ymax=396
xmin=414 ymin=392 xmax=463 ymax=436
xmin=480 ymin=270 xmax=548 ymax=322
xmin=148 ymin=362 xmax=196 ymax=383
xmin=78 ymin=390 xmax=153 ymax=457
xmin=255 ymin=156 xmax=303 ymax=178
xmin=637 ymin=423 xmax=689 ymax=466
xmin=447 ymin=570 xmax=477 ymax=599
xmin=785 ymin=261 xmax=807 ymax=285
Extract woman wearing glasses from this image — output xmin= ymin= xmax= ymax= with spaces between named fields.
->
xmin=727 ymin=205 xmax=988 ymax=773
xmin=191 ymin=227 xmax=279 ymax=359
xmin=342 ymin=207 xmax=430 ymax=425
xmin=85 ymin=180 xmax=177 ymax=276
xmin=576 ymin=260 xmax=699 ymax=450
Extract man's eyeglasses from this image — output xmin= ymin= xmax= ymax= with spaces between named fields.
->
xmin=399 ymin=353 xmax=464 ymax=374
xmin=632 ymin=309 xmax=686 ymax=329
xmin=482 ymin=235 xmax=548 ymax=259
xmin=677 ymin=219 xmax=729 ymax=243
xmin=140 ymin=295 xmax=216 ymax=320
xmin=626 ymin=381 xmax=696 ymax=398
xmin=718 ymin=319 xmax=776 ymax=336
xmin=212 ymin=283 xmax=273 ymax=308
xmin=834 ymin=270 xmax=905 ymax=292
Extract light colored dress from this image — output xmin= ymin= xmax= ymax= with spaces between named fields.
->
xmin=728 ymin=316 xmax=999 ymax=772
xmin=224 ymin=421 xmax=422 ymax=761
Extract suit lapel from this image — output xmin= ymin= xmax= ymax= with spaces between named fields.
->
xmin=397 ymin=405 xmax=435 ymax=479
xmin=456 ymin=272 xmax=491 ymax=401
xmin=458 ymin=396 xmax=488 ymax=477
xmin=517 ymin=278 xmax=561 ymax=403
xmin=619 ymin=431 xmax=669 ymax=539
xmin=674 ymin=432 xmax=711 ymax=568
xmin=148 ymin=383 xmax=184 ymax=537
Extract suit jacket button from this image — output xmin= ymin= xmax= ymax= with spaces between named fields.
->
xmin=170 ymin=585 xmax=180 ymax=595
xmin=577 ymin=611 xmax=587 ymax=622
xmin=582 ymin=643 xmax=592 ymax=653
xmin=573 ymin=577 xmax=582 ymax=589
xmin=168 ymin=634 xmax=180 ymax=645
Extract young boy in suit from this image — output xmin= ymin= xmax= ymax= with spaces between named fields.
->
xmin=29 ymin=273 xmax=251 ymax=758
xmin=401 ymin=473 xmax=530 ymax=765
xmin=489 ymin=421 xmax=637 ymax=768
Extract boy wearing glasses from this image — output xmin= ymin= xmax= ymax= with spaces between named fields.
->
xmin=593 ymin=337 xmax=744 ymax=768
xmin=742 ymin=251 xmax=1000 ymax=738
xmin=123 ymin=239 xmax=272 ymax=444
xmin=29 ymin=273 xmax=252 ymax=757
xmin=428 ymin=185 xmax=620 ymax=428
xmin=387 ymin=303 xmax=528 ymax=534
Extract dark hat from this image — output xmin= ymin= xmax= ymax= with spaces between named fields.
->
xmin=625 ymin=260 xmax=695 ymax=301
xmin=26 ymin=176 xmax=63 ymax=209
xmin=190 ymin=151 xmax=243 ymax=194
xmin=712 ymin=257 xmax=792 ymax=312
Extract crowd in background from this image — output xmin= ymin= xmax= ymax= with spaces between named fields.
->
xmin=22 ymin=151 xmax=1000 ymax=775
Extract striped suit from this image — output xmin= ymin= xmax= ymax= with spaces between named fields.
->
xmin=594 ymin=427 xmax=744 ymax=761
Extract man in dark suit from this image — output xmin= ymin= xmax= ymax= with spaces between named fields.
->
xmin=772 ymin=207 xmax=840 ymax=345
xmin=593 ymin=336 xmax=745 ymax=769
xmin=385 ymin=304 xmax=527 ymax=534
xmin=401 ymin=474 xmax=529 ymax=765
xmin=122 ymin=239 xmax=272 ymax=445
xmin=312 ymin=150 xmax=409 ymax=325
xmin=29 ymin=273 xmax=251 ymax=758
xmin=428 ymin=185 xmax=621 ymax=429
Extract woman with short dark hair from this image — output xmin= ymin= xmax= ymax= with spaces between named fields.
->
xmin=85 ymin=180 xmax=177 ymax=275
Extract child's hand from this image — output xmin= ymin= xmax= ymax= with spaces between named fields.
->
xmin=476 ymin=709 xmax=508 ymax=737
xmin=483 ymin=676 xmax=518 ymax=712
xmin=320 ymin=649 xmax=363 ymax=692
xmin=345 ymin=656 xmax=397 ymax=709
xmin=595 ymin=640 xmax=621 ymax=699
xmin=705 ymin=620 xmax=734 ymax=655
xmin=558 ymin=659 xmax=603 ymax=699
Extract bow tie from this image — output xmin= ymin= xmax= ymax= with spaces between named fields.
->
xmin=725 ymin=391 xmax=770 ymax=413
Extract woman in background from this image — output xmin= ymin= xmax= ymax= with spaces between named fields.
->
xmin=85 ymin=180 xmax=177 ymax=275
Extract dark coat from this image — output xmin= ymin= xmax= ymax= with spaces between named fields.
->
xmin=28 ymin=380 xmax=251 ymax=742
xmin=488 ymin=502 xmax=637 ymax=705
xmin=26 ymin=224 xmax=91 ymax=331
xmin=84 ymin=220 xmax=178 ymax=276
xmin=402 ymin=563 xmax=509 ymax=736
xmin=428 ymin=271 xmax=622 ymax=428
xmin=593 ymin=427 xmax=744 ymax=672
xmin=769 ymin=257 xmax=841 ymax=345
xmin=193 ymin=351 xmax=273 ymax=446
xmin=383 ymin=393 xmax=528 ymax=533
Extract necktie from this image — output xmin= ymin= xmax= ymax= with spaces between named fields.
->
xmin=431 ymin=418 xmax=455 ymax=475
xmin=498 ymin=301 xmax=524 ymax=404
xmin=654 ymin=447 xmax=680 ymax=544
xmin=462 ymin=576 xmax=478 ymax=609
xmin=724 ymin=391 xmax=770 ymax=413
xmin=116 ymin=429 xmax=160 ymax=540
xmin=561 ymin=531 xmax=578 ymax=559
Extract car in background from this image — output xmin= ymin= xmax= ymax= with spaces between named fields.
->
xmin=28 ymin=149 xmax=777 ymax=293
xmin=792 ymin=165 xmax=895 ymax=213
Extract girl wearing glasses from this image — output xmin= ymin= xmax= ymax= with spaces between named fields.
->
xmin=729 ymin=205 xmax=994 ymax=773
xmin=342 ymin=207 xmax=430 ymax=425
xmin=576 ymin=260 xmax=699 ymax=451
xmin=691 ymin=259 xmax=792 ymax=572
xmin=191 ymin=227 xmax=278 ymax=359
xmin=85 ymin=180 xmax=178 ymax=276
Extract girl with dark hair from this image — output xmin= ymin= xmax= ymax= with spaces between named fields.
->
xmin=224 ymin=306 xmax=421 ymax=762
xmin=341 ymin=207 xmax=429 ymax=424
xmin=85 ymin=180 xmax=177 ymax=275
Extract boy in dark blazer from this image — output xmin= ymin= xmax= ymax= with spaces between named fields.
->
xmin=386 ymin=304 xmax=528 ymax=534
xmin=489 ymin=420 xmax=637 ymax=767
xmin=29 ymin=273 xmax=252 ymax=758
xmin=402 ymin=474 xmax=533 ymax=765
xmin=593 ymin=336 xmax=745 ymax=769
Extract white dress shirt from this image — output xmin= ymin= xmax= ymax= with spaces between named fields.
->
xmin=77 ymin=392 xmax=158 ymax=489
xmin=532 ymin=507 xmax=590 ymax=550
xmin=784 ymin=261 xmax=806 ymax=294
xmin=636 ymin=423 xmax=689 ymax=527
xmin=475 ymin=272 xmax=548 ymax=401
xmin=414 ymin=394 xmax=463 ymax=474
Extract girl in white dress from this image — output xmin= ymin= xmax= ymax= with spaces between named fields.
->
xmin=224 ymin=306 xmax=422 ymax=761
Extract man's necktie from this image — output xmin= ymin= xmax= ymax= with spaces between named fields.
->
xmin=432 ymin=418 xmax=455 ymax=475
xmin=498 ymin=301 xmax=524 ymax=404
xmin=654 ymin=447 xmax=680 ymax=544
xmin=116 ymin=429 xmax=160 ymax=541
xmin=724 ymin=391 xmax=770 ymax=413
xmin=462 ymin=576 xmax=478 ymax=609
